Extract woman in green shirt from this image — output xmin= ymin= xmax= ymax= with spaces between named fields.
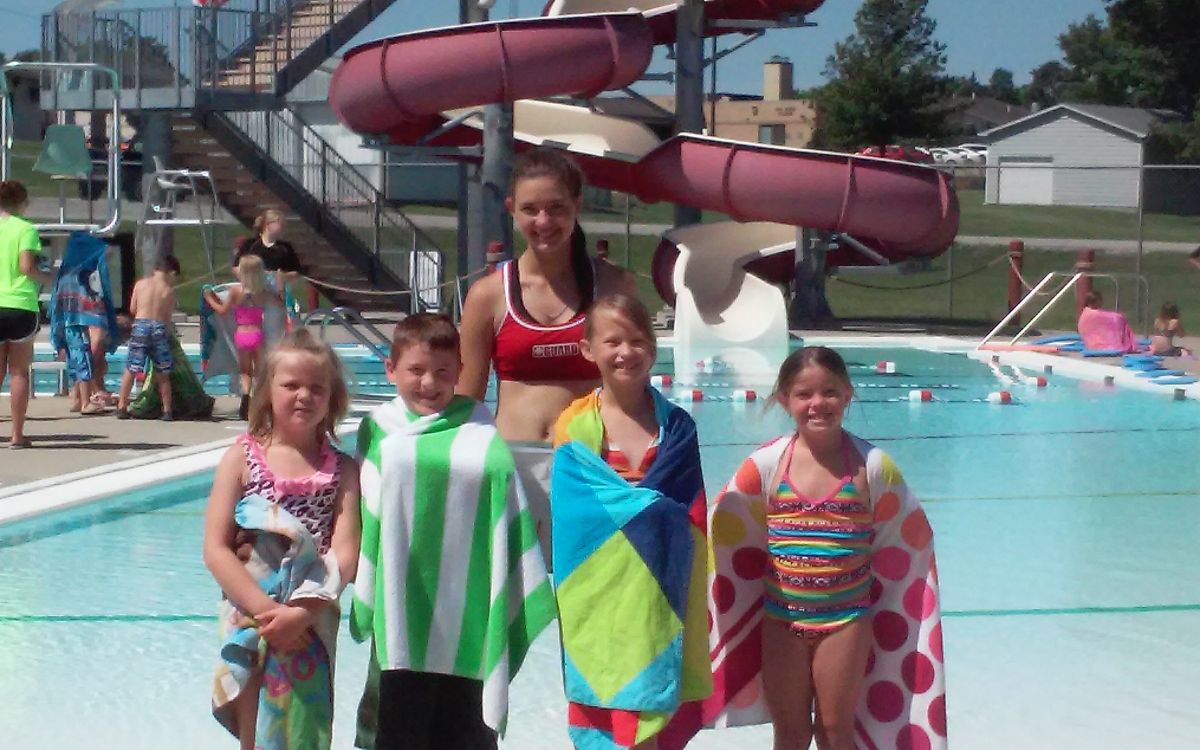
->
xmin=0 ymin=181 xmax=51 ymax=448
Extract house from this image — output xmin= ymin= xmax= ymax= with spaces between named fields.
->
xmin=648 ymin=57 xmax=817 ymax=148
xmin=981 ymin=103 xmax=1180 ymax=207
xmin=948 ymin=95 xmax=1030 ymax=138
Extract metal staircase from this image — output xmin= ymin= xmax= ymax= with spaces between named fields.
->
xmin=40 ymin=1 xmax=434 ymax=312
xmin=171 ymin=108 xmax=442 ymax=312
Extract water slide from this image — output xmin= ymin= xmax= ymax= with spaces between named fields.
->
xmin=329 ymin=0 xmax=959 ymax=344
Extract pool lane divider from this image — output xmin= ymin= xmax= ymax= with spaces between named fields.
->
xmin=668 ymin=390 xmax=1020 ymax=405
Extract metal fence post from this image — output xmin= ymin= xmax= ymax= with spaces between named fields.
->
xmin=946 ymin=243 xmax=954 ymax=318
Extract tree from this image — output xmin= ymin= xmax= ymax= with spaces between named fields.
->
xmin=1107 ymin=0 xmax=1200 ymax=117
xmin=1022 ymin=61 xmax=1071 ymax=108
xmin=1057 ymin=15 xmax=1166 ymax=107
xmin=988 ymin=68 xmax=1019 ymax=104
xmin=815 ymin=0 xmax=952 ymax=149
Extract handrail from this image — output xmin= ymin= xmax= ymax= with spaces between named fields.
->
xmin=977 ymin=270 xmax=1152 ymax=350
xmin=304 ymin=306 xmax=390 ymax=363
xmin=220 ymin=107 xmax=448 ymax=287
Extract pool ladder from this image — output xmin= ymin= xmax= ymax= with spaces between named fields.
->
xmin=305 ymin=307 xmax=395 ymax=403
xmin=978 ymin=271 xmax=1150 ymax=350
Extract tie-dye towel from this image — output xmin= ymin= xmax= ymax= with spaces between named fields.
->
xmin=551 ymin=388 xmax=712 ymax=750
xmin=680 ymin=433 xmax=946 ymax=749
xmin=212 ymin=494 xmax=342 ymax=750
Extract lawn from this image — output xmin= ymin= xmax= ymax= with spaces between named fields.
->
xmin=823 ymin=242 xmax=1197 ymax=333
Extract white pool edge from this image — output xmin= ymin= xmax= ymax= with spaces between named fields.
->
xmin=965 ymin=348 xmax=1200 ymax=401
xmin=0 ymin=416 xmax=371 ymax=527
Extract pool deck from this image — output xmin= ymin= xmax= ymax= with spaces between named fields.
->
xmin=0 ymin=392 xmax=244 ymax=490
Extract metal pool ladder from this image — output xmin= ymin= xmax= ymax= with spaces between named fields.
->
xmin=977 ymin=271 xmax=1150 ymax=350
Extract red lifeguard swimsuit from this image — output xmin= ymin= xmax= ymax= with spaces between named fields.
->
xmin=493 ymin=260 xmax=600 ymax=382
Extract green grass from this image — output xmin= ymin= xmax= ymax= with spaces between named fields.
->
xmin=955 ymin=189 xmax=1200 ymax=243
xmin=824 ymin=243 xmax=1197 ymax=333
xmin=5 ymin=139 xmax=67 ymax=197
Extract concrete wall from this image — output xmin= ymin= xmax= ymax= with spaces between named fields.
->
xmin=985 ymin=110 xmax=1142 ymax=207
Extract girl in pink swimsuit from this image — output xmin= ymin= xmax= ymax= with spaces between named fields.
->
xmin=204 ymin=254 xmax=282 ymax=419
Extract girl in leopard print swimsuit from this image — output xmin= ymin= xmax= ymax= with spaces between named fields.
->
xmin=203 ymin=329 xmax=361 ymax=750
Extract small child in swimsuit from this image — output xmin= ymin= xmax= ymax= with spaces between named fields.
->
xmin=203 ymin=329 xmax=360 ymax=750
xmin=761 ymin=347 xmax=874 ymax=750
xmin=1150 ymin=302 xmax=1190 ymax=357
xmin=116 ymin=255 xmax=179 ymax=420
xmin=204 ymin=255 xmax=282 ymax=420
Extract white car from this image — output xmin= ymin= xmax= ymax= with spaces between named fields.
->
xmin=955 ymin=143 xmax=988 ymax=164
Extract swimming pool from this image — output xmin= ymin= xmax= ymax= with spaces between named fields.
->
xmin=4 ymin=343 xmax=1199 ymax=749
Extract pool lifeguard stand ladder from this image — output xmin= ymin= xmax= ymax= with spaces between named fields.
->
xmin=977 ymin=271 xmax=1150 ymax=350
xmin=1 ymin=61 xmax=123 ymax=236
xmin=135 ymin=155 xmax=228 ymax=281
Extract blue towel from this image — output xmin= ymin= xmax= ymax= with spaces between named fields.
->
xmin=48 ymin=232 xmax=119 ymax=354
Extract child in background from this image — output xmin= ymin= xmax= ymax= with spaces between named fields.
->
xmin=203 ymin=329 xmax=360 ymax=750
xmin=204 ymin=254 xmax=282 ymax=420
xmin=352 ymin=313 xmax=554 ymax=750
xmin=1150 ymin=302 xmax=1190 ymax=357
xmin=116 ymin=256 xmax=180 ymax=420
xmin=696 ymin=347 xmax=947 ymax=750
xmin=550 ymin=294 xmax=711 ymax=750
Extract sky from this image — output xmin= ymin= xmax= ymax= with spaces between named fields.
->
xmin=1 ymin=0 xmax=1108 ymax=96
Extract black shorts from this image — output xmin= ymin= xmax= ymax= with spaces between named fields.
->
xmin=0 ymin=308 xmax=38 ymax=344
xmin=374 ymin=669 xmax=497 ymax=750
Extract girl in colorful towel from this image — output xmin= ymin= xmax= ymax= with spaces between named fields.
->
xmin=204 ymin=254 xmax=282 ymax=420
xmin=203 ymin=329 xmax=361 ymax=750
xmin=692 ymin=347 xmax=946 ymax=750
xmin=551 ymin=294 xmax=711 ymax=750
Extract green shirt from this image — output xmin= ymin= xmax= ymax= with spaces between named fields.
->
xmin=0 ymin=215 xmax=43 ymax=313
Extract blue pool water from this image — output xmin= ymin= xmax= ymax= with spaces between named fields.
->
xmin=5 ymin=345 xmax=1200 ymax=749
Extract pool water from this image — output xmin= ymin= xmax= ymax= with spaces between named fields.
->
xmin=4 ymin=345 xmax=1199 ymax=749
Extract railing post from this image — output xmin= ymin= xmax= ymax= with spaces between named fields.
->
xmin=1007 ymin=240 xmax=1024 ymax=325
xmin=133 ymin=10 xmax=142 ymax=110
xmin=1074 ymin=249 xmax=1095 ymax=317
xmin=373 ymin=196 xmax=381 ymax=256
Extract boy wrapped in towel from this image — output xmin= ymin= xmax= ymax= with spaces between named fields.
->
xmin=352 ymin=313 xmax=555 ymax=750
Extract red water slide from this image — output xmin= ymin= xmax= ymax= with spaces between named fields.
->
xmin=329 ymin=2 xmax=958 ymax=263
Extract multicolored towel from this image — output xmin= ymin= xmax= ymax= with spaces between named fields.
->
xmin=1078 ymin=307 xmax=1140 ymax=354
xmin=551 ymin=388 xmax=712 ymax=750
xmin=212 ymin=493 xmax=342 ymax=750
xmin=48 ymin=232 xmax=119 ymax=355
xmin=351 ymin=395 xmax=555 ymax=738
xmin=678 ymin=433 xmax=946 ymax=749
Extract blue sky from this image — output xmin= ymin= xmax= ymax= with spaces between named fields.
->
xmin=2 ymin=0 xmax=1107 ymax=95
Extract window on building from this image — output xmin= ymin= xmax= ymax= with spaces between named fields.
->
xmin=758 ymin=124 xmax=786 ymax=145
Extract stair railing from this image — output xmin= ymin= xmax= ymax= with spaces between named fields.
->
xmin=219 ymin=107 xmax=448 ymax=290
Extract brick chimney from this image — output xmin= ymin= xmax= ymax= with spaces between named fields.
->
xmin=763 ymin=55 xmax=793 ymax=101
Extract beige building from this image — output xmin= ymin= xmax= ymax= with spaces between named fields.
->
xmin=649 ymin=57 xmax=817 ymax=148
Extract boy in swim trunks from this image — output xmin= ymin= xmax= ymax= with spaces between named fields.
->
xmin=116 ymin=256 xmax=180 ymax=420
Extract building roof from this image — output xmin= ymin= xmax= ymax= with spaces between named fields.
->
xmin=982 ymin=103 xmax=1181 ymax=141
xmin=951 ymin=96 xmax=1030 ymax=129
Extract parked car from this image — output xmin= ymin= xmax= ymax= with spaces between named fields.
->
xmin=857 ymin=144 xmax=935 ymax=164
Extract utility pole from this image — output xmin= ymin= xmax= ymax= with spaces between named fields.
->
xmin=673 ymin=0 xmax=705 ymax=228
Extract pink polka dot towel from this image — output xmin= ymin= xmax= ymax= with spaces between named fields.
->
xmin=669 ymin=433 xmax=946 ymax=750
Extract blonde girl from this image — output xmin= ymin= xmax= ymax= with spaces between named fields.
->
xmin=203 ymin=328 xmax=360 ymax=750
xmin=204 ymin=255 xmax=282 ymax=419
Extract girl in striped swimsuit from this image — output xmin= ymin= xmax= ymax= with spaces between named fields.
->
xmin=762 ymin=346 xmax=874 ymax=750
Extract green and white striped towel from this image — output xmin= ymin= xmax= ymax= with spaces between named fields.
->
xmin=351 ymin=395 xmax=555 ymax=734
